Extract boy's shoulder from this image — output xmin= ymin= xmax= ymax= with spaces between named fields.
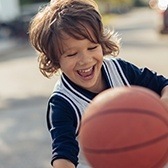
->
xmin=103 ymin=56 xmax=135 ymax=69
xmin=103 ymin=56 xmax=126 ymax=67
xmin=103 ymin=56 xmax=122 ymax=62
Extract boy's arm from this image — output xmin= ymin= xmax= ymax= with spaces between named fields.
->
xmin=53 ymin=159 xmax=75 ymax=168
xmin=161 ymin=85 xmax=168 ymax=109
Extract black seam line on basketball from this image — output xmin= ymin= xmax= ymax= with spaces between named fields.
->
xmin=83 ymin=133 xmax=168 ymax=154
xmin=82 ymin=108 xmax=168 ymax=127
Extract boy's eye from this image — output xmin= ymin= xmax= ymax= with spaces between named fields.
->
xmin=88 ymin=46 xmax=97 ymax=50
xmin=67 ymin=52 xmax=77 ymax=57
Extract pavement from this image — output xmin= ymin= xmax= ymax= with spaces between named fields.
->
xmin=0 ymin=7 xmax=168 ymax=168
xmin=0 ymin=39 xmax=56 ymax=168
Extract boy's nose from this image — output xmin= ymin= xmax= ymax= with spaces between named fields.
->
xmin=78 ymin=52 xmax=93 ymax=65
xmin=78 ymin=57 xmax=93 ymax=66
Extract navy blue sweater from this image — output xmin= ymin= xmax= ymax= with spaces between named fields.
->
xmin=47 ymin=58 xmax=168 ymax=167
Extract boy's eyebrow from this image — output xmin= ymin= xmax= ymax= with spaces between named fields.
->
xmin=61 ymin=44 xmax=77 ymax=53
xmin=63 ymin=48 xmax=76 ymax=52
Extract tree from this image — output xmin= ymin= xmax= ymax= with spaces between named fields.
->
xmin=95 ymin=0 xmax=134 ymax=14
xmin=19 ymin=0 xmax=49 ymax=5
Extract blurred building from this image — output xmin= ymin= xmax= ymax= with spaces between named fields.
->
xmin=0 ymin=0 xmax=20 ymax=22
xmin=0 ymin=0 xmax=46 ymax=39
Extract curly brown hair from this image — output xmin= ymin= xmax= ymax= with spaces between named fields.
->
xmin=29 ymin=0 xmax=120 ymax=78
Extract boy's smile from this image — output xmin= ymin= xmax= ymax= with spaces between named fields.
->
xmin=77 ymin=66 xmax=94 ymax=79
xmin=59 ymin=33 xmax=105 ymax=93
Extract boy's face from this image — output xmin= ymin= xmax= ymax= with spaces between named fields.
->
xmin=59 ymin=33 xmax=104 ymax=93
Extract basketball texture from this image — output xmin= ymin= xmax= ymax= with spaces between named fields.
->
xmin=79 ymin=86 xmax=168 ymax=168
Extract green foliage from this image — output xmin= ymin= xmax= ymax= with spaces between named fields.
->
xmin=95 ymin=0 xmax=134 ymax=14
xmin=20 ymin=0 xmax=49 ymax=5
xmin=95 ymin=0 xmax=148 ymax=7
xmin=95 ymin=0 xmax=134 ymax=6
xmin=133 ymin=0 xmax=148 ymax=6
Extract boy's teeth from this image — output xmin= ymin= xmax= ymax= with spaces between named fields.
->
xmin=77 ymin=66 xmax=94 ymax=77
xmin=79 ymin=67 xmax=92 ymax=73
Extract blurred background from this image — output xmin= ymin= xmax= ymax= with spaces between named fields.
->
xmin=0 ymin=0 xmax=168 ymax=41
xmin=0 ymin=0 xmax=168 ymax=168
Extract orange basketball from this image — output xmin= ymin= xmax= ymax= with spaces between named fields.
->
xmin=79 ymin=86 xmax=168 ymax=168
